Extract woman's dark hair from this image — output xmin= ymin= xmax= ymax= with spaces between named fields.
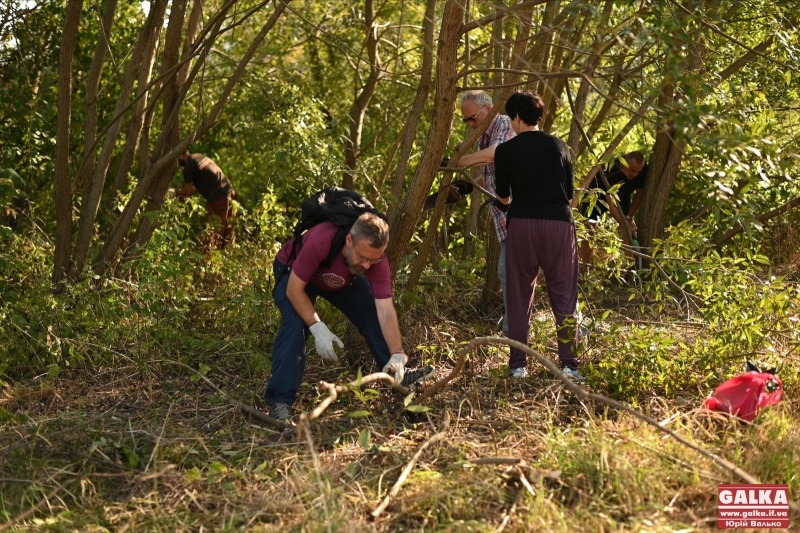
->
xmin=504 ymin=91 xmax=545 ymax=126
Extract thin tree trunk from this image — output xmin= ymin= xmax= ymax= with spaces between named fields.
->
xmin=343 ymin=0 xmax=382 ymax=190
xmin=52 ymin=0 xmax=84 ymax=290
xmin=389 ymin=0 xmax=436 ymax=206
xmin=480 ymin=210 xmax=501 ymax=310
xmin=531 ymin=0 xmax=556 ymax=96
xmin=70 ymin=1 xmax=163 ymax=279
xmin=107 ymin=11 xmax=163 ymax=205
xmin=579 ymin=67 xmax=622 ymax=154
xmin=179 ymin=0 xmax=204 ymax=89
xmin=386 ymin=0 xmax=462 ymax=275
xmin=638 ymin=84 xmax=685 ymax=249
xmin=566 ymin=0 xmax=613 ymax=154
xmin=79 ymin=0 xmax=118 ymax=197
xmin=461 ymin=169 xmax=482 ymax=260
xmin=480 ymin=1 xmax=507 ymax=305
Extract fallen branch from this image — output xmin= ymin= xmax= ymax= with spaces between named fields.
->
xmin=298 ymin=372 xmax=406 ymax=424
xmin=370 ymin=411 xmax=451 ymax=520
xmin=416 ymin=337 xmax=800 ymax=512
xmin=295 ymin=372 xmax=409 ymax=443
xmin=413 ymin=341 xmax=470 ymax=404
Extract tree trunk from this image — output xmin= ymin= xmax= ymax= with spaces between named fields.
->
xmin=566 ymin=0 xmax=613 ymax=154
xmin=179 ymin=0 xmax=204 ymax=89
xmin=386 ymin=0 xmax=462 ymax=275
xmin=638 ymin=84 xmax=685 ymax=249
xmin=639 ymin=3 xmax=711 ymax=250
xmin=480 ymin=211 xmax=501 ymax=309
xmin=343 ymin=0 xmax=382 ymax=190
xmin=107 ymin=13 xmax=163 ymax=206
xmin=388 ymin=0 xmax=436 ymax=207
xmin=70 ymin=1 xmax=163 ymax=279
xmin=52 ymin=0 xmax=84 ymax=290
xmin=531 ymin=0 xmax=556 ymax=97
xmin=79 ymin=0 xmax=118 ymax=199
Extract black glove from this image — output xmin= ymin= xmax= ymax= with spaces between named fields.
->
xmin=492 ymin=199 xmax=510 ymax=212
xmin=424 ymin=180 xmax=474 ymax=210
xmin=452 ymin=179 xmax=473 ymax=197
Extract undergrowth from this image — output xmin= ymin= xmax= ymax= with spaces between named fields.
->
xmin=1 ymin=212 xmax=799 ymax=532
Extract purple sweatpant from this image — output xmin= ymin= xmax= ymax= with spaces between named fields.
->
xmin=506 ymin=218 xmax=579 ymax=370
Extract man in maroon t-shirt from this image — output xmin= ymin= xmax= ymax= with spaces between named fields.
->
xmin=265 ymin=213 xmax=434 ymax=423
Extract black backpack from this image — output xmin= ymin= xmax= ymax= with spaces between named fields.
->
xmin=288 ymin=187 xmax=386 ymax=268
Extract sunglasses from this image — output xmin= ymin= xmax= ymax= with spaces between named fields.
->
xmin=461 ymin=106 xmax=486 ymax=124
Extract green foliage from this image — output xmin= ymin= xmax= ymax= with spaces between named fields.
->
xmin=586 ymin=223 xmax=798 ymax=403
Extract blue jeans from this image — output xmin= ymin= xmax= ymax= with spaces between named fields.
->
xmin=499 ymin=240 xmax=508 ymax=335
xmin=265 ymin=260 xmax=391 ymax=406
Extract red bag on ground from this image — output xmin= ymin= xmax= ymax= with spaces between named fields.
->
xmin=704 ymin=364 xmax=783 ymax=422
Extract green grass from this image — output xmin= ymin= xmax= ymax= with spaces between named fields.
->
xmin=1 ymin=235 xmax=799 ymax=531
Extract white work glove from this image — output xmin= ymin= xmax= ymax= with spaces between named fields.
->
xmin=382 ymin=352 xmax=408 ymax=384
xmin=309 ymin=322 xmax=343 ymax=363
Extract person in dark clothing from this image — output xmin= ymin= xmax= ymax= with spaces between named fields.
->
xmin=174 ymin=151 xmax=236 ymax=249
xmin=494 ymin=91 xmax=582 ymax=380
xmin=578 ymin=152 xmax=647 ymax=263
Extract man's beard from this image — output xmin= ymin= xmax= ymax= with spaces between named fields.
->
xmin=344 ymin=249 xmax=366 ymax=275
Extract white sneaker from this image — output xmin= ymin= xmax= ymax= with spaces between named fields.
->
xmin=562 ymin=367 xmax=584 ymax=381
xmin=510 ymin=367 xmax=528 ymax=378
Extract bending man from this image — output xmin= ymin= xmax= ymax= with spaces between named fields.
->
xmin=174 ymin=151 xmax=236 ymax=249
xmin=578 ymin=151 xmax=647 ymax=263
xmin=265 ymin=213 xmax=434 ymax=422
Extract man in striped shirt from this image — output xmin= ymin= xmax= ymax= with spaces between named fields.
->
xmin=456 ymin=90 xmax=516 ymax=334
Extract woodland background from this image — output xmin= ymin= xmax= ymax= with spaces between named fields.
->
xmin=1 ymin=0 xmax=800 ymax=531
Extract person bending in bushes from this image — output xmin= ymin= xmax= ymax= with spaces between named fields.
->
xmin=173 ymin=151 xmax=236 ymax=249
xmin=264 ymin=213 xmax=434 ymax=423
xmin=577 ymin=151 xmax=647 ymax=264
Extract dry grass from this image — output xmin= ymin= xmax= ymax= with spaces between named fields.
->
xmin=1 ymin=282 xmax=798 ymax=532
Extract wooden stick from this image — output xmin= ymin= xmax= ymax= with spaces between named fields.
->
xmin=370 ymin=412 xmax=450 ymax=520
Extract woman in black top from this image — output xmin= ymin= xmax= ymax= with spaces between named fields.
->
xmin=494 ymin=91 xmax=581 ymax=380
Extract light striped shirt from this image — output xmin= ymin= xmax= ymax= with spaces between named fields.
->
xmin=479 ymin=113 xmax=516 ymax=242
